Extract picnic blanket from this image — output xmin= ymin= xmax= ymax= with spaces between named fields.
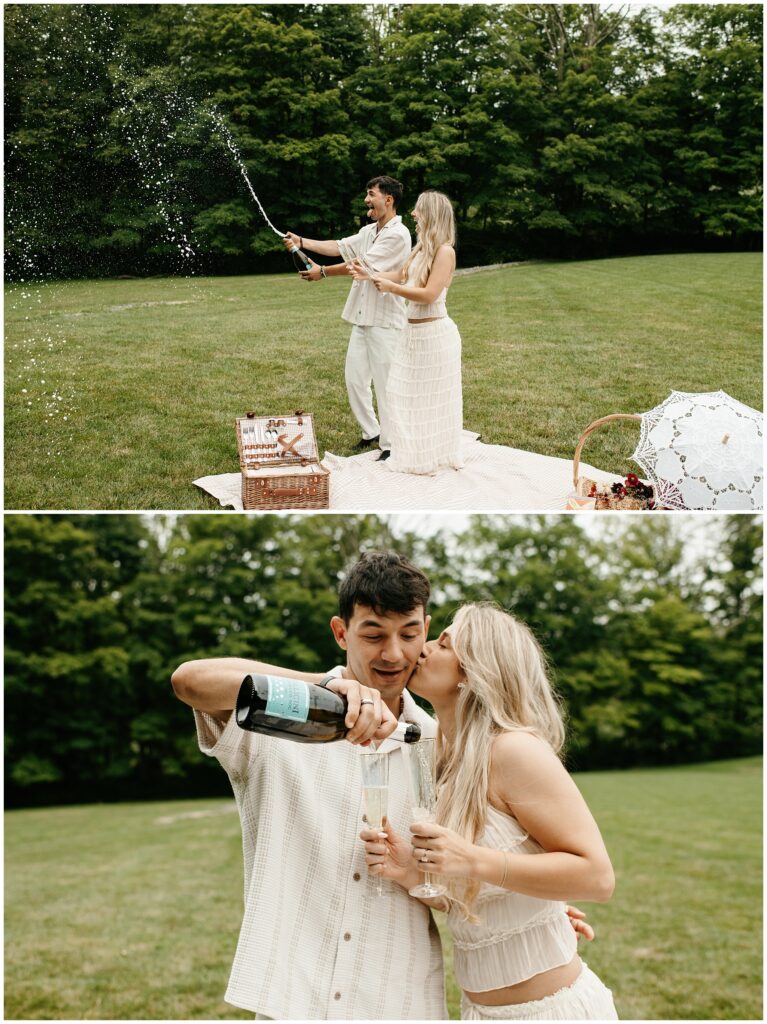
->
xmin=194 ymin=431 xmax=618 ymax=510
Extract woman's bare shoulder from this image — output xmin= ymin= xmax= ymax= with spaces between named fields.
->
xmin=490 ymin=731 xmax=569 ymax=811
xmin=433 ymin=245 xmax=456 ymax=279
xmin=491 ymin=730 xmax=560 ymax=774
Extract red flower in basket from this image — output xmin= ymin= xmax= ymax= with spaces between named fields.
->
xmin=625 ymin=473 xmax=640 ymax=487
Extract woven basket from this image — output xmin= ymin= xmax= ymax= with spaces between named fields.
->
xmin=236 ymin=411 xmax=329 ymax=510
xmin=573 ymin=413 xmax=655 ymax=510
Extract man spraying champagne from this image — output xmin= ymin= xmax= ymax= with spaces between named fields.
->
xmin=283 ymin=176 xmax=411 ymax=460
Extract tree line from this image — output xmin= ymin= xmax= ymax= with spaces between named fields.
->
xmin=4 ymin=3 xmax=762 ymax=280
xmin=4 ymin=514 xmax=762 ymax=807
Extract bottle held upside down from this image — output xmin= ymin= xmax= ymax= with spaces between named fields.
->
xmin=235 ymin=674 xmax=421 ymax=744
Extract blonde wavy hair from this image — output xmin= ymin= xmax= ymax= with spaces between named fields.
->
xmin=433 ymin=603 xmax=566 ymax=919
xmin=402 ymin=190 xmax=456 ymax=287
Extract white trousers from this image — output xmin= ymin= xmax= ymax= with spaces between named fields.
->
xmin=344 ymin=324 xmax=403 ymax=449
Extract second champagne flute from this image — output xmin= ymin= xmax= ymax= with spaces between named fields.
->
xmin=408 ymin=737 xmax=447 ymax=899
xmin=360 ymin=749 xmax=389 ymax=896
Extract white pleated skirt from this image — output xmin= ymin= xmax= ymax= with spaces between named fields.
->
xmin=386 ymin=316 xmax=464 ymax=475
xmin=460 ymin=963 xmax=618 ymax=1020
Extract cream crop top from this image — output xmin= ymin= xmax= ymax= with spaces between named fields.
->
xmin=448 ymin=804 xmax=578 ymax=993
xmin=405 ymin=269 xmax=448 ymax=319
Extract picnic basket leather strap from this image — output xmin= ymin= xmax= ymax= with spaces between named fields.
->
xmin=278 ymin=432 xmax=304 ymax=457
xmin=267 ymin=486 xmax=319 ymax=498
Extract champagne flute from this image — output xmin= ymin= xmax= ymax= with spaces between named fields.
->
xmin=408 ymin=737 xmax=447 ymax=899
xmin=360 ymin=749 xmax=390 ymax=896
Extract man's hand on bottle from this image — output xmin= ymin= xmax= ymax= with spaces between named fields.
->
xmin=325 ymin=677 xmax=399 ymax=745
xmin=282 ymin=232 xmax=300 ymax=251
xmin=299 ymin=261 xmax=322 ymax=282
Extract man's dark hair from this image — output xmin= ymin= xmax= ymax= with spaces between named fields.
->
xmin=338 ymin=550 xmax=430 ymax=622
xmin=367 ymin=175 xmax=404 ymax=210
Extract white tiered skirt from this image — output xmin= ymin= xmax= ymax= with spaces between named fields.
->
xmin=461 ymin=963 xmax=618 ymax=1020
xmin=386 ymin=316 xmax=464 ymax=475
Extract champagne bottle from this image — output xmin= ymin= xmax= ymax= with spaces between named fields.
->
xmin=285 ymin=238 xmax=314 ymax=272
xmin=235 ymin=673 xmax=421 ymax=744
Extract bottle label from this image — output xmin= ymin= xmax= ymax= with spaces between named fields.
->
xmin=265 ymin=676 xmax=310 ymax=722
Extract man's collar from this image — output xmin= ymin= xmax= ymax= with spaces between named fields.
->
xmin=400 ymin=687 xmax=420 ymax=720
xmin=376 ymin=214 xmax=402 ymax=231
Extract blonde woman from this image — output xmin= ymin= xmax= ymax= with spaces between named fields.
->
xmin=360 ymin=604 xmax=618 ymax=1020
xmin=351 ymin=190 xmax=463 ymax=474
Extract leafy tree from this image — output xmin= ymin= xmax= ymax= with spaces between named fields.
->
xmin=4 ymin=515 xmax=153 ymax=790
xmin=700 ymin=516 xmax=763 ymax=755
xmin=4 ymin=3 xmax=762 ymax=277
xmin=4 ymin=514 xmax=762 ymax=805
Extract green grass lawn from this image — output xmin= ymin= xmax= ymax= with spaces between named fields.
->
xmin=5 ymin=757 xmax=761 ymax=1020
xmin=4 ymin=253 xmax=762 ymax=509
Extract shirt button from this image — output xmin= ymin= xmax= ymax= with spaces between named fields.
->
xmin=334 ymin=992 xmax=342 ymax=1001
xmin=344 ymin=932 xmax=351 ymax=941
xmin=353 ymin=872 xmax=361 ymax=881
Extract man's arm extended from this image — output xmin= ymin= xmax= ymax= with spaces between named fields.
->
xmin=171 ymin=658 xmax=398 ymax=744
xmin=283 ymin=231 xmax=341 ymax=259
xmin=282 ymin=231 xmax=351 ymax=281
xmin=171 ymin=657 xmax=327 ymax=715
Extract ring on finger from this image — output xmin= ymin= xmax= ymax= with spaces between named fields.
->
xmin=360 ymin=699 xmax=375 ymax=706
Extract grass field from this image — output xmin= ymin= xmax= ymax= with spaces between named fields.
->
xmin=5 ymin=757 xmax=762 ymax=1020
xmin=4 ymin=253 xmax=762 ymax=509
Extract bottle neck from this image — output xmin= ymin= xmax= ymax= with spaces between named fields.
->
xmin=389 ymin=720 xmax=420 ymax=744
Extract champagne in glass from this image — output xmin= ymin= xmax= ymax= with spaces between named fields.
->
xmin=408 ymin=737 xmax=447 ymax=899
xmin=360 ymin=750 xmax=389 ymax=896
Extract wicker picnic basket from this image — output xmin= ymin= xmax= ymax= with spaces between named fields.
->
xmin=573 ymin=413 xmax=656 ymax=510
xmin=236 ymin=411 xmax=329 ymax=510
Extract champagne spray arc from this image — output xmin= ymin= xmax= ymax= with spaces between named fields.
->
xmin=207 ymin=109 xmax=313 ymax=271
